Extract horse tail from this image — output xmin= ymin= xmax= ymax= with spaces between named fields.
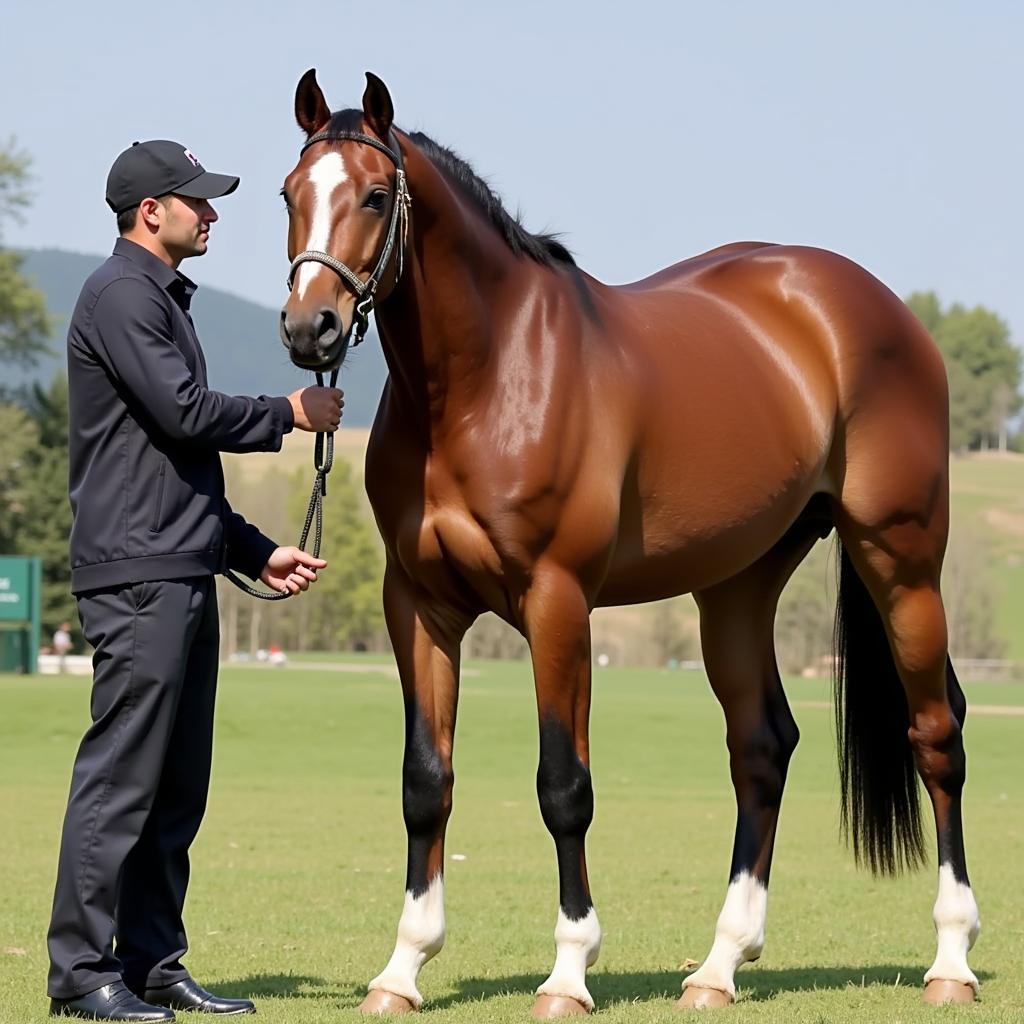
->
xmin=832 ymin=542 xmax=925 ymax=875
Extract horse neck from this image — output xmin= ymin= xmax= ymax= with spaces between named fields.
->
xmin=375 ymin=143 xmax=534 ymax=432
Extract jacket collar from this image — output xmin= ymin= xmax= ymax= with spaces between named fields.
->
xmin=112 ymin=237 xmax=198 ymax=310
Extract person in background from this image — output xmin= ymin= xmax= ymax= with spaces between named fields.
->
xmin=52 ymin=622 xmax=73 ymax=674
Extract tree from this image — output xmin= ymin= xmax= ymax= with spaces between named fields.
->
xmin=0 ymin=402 xmax=41 ymax=553
xmin=464 ymin=613 xmax=529 ymax=660
xmin=906 ymin=291 xmax=1021 ymax=451
xmin=0 ymin=142 xmax=52 ymax=368
xmin=942 ymin=530 xmax=1006 ymax=660
xmin=774 ymin=543 xmax=836 ymax=675
xmin=905 ymin=291 xmax=942 ymax=335
xmin=268 ymin=460 xmax=386 ymax=652
xmin=648 ymin=598 xmax=700 ymax=666
xmin=6 ymin=375 xmax=76 ymax=640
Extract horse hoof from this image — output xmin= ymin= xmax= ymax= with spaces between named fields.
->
xmin=922 ymin=979 xmax=976 ymax=1005
xmin=359 ymin=990 xmax=416 ymax=1015
xmin=531 ymin=994 xmax=589 ymax=1018
xmin=676 ymin=986 xmax=734 ymax=1009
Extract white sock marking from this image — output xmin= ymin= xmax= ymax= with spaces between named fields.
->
xmin=367 ymin=876 xmax=445 ymax=1008
xmin=535 ymin=907 xmax=602 ymax=1010
xmin=295 ymin=151 xmax=347 ymax=301
xmin=924 ymin=864 xmax=980 ymax=991
xmin=682 ymin=872 xmax=768 ymax=998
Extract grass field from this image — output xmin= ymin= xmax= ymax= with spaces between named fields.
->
xmin=2 ymin=659 xmax=1022 ymax=1023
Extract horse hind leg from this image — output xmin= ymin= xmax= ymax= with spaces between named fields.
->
xmin=833 ymin=493 xmax=980 ymax=1005
xmin=679 ymin=520 xmax=821 ymax=1008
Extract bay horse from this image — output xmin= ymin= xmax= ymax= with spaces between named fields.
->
xmin=278 ymin=70 xmax=980 ymax=1016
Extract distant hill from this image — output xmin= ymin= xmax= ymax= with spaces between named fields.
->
xmin=12 ymin=248 xmax=389 ymax=427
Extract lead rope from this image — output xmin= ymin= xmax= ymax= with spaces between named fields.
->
xmin=224 ymin=366 xmax=338 ymax=601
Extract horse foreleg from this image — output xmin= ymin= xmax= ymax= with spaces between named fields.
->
xmin=360 ymin=566 xmax=469 ymax=1015
xmin=525 ymin=567 xmax=601 ymax=1019
xmin=680 ymin=531 xmax=815 ymax=1008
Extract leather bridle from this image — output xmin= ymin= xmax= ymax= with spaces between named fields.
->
xmin=225 ymin=129 xmax=410 ymax=603
xmin=287 ymin=128 xmax=411 ymax=348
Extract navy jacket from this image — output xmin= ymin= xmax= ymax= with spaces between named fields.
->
xmin=67 ymin=238 xmax=294 ymax=594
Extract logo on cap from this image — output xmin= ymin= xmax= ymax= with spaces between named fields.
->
xmin=183 ymin=148 xmax=200 ymax=168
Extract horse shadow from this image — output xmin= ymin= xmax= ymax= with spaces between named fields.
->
xmin=211 ymin=964 xmax=995 ymax=1010
xmin=432 ymin=963 xmax=995 ymax=1009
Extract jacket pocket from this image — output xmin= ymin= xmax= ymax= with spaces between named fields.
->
xmin=150 ymin=460 xmax=167 ymax=533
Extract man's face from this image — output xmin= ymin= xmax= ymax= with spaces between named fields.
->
xmin=158 ymin=194 xmax=219 ymax=260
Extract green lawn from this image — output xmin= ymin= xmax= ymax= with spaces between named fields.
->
xmin=948 ymin=455 xmax=1024 ymax=662
xmin=1 ymin=659 xmax=1022 ymax=1023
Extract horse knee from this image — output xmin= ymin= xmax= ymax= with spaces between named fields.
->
xmin=537 ymin=719 xmax=593 ymax=839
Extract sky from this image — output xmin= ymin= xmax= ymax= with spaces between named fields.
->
xmin=3 ymin=1 xmax=1022 ymax=347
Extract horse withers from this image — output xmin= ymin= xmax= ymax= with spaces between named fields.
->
xmin=278 ymin=69 xmax=980 ymax=1015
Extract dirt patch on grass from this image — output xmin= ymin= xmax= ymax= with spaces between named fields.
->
xmin=984 ymin=507 xmax=1024 ymax=540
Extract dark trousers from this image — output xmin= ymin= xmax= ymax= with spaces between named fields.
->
xmin=47 ymin=577 xmax=219 ymax=999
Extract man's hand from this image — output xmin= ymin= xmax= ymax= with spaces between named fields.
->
xmin=288 ymin=386 xmax=343 ymax=433
xmin=259 ymin=547 xmax=327 ymax=595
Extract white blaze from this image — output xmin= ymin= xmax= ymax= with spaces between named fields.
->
xmin=366 ymin=876 xmax=446 ymax=1008
xmin=295 ymin=151 xmax=348 ymax=301
xmin=535 ymin=907 xmax=602 ymax=1010
xmin=682 ymin=872 xmax=768 ymax=998
xmin=924 ymin=864 xmax=980 ymax=991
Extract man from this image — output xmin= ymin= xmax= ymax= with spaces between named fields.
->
xmin=52 ymin=622 xmax=73 ymax=673
xmin=47 ymin=140 xmax=343 ymax=1021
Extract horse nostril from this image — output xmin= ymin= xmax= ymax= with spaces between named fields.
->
xmin=279 ymin=310 xmax=292 ymax=349
xmin=315 ymin=308 xmax=340 ymax=346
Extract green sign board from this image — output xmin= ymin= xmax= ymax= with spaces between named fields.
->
xmin=0 ymin=558 xmax=33 ymax=621
xmin=0 ymin=556 xmax=42 ymax=673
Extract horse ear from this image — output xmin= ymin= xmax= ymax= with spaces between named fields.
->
xmin=362 ymin=72 xmax=394 ymax=140
xmin=295 ymin=68 xmax=331 ymax=136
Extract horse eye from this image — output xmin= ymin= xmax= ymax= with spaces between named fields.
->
xmin=363 ymin=190 xmax=387 ymax=211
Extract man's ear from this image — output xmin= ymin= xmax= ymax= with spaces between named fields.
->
xmin=362 ymin=72 xmax=394 ymax=140
xmin=137 ymin=196 xmax=164 ymax=230
xmin=295 ymin=68 xmax=332 ymax=136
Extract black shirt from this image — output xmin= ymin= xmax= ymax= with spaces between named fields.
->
xmin=66 ymin=238 xmax=294 ymax=593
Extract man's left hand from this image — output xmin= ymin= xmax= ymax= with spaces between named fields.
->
xmin=260 ymin=547 xmax=327 ymax=595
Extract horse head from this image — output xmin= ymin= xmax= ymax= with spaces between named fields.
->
xmin=280 ymin=69 xmax=408 ymax=371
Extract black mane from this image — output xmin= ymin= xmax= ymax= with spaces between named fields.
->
xmin=320 ymin=110 xmax=574 ymax=268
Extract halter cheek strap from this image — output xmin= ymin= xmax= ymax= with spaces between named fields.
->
xmin=287 ymin=129 xmax=411 ymax=347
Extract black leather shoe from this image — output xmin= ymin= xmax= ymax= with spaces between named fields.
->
xmin=143 ymin=980 xmax=255 ymax=1015
xmin=50 ymin=981 xmax=174 ymax=1021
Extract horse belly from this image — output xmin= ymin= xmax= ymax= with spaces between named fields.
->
xmin=597 ymin=385 xmax=832 ymax=604
xmin=598 ymin=482 xmax=820 ymax=604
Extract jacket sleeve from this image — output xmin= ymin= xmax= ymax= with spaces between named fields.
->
xmin=90 ymin=277 xmax=295 ymax=452
xmin=223 ymin=499 xmax=279 ymax=581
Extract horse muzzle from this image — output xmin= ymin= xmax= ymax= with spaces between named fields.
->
xmin=280 ymin=306 xmax=351 ymax=371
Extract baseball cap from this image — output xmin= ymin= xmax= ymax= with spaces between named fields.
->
xmin=105 ymin=140 xmax=239 ymax=214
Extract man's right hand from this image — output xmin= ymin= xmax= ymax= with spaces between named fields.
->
xmin=288 ymin=386 xmax=344 ymax=432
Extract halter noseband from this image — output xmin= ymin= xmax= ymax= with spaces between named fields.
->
xmin=287 ymin=129 xmax=411 ymax=347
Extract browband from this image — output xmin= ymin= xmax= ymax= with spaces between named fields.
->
xmin=300 ymin=129 xmax=402 ymax=168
